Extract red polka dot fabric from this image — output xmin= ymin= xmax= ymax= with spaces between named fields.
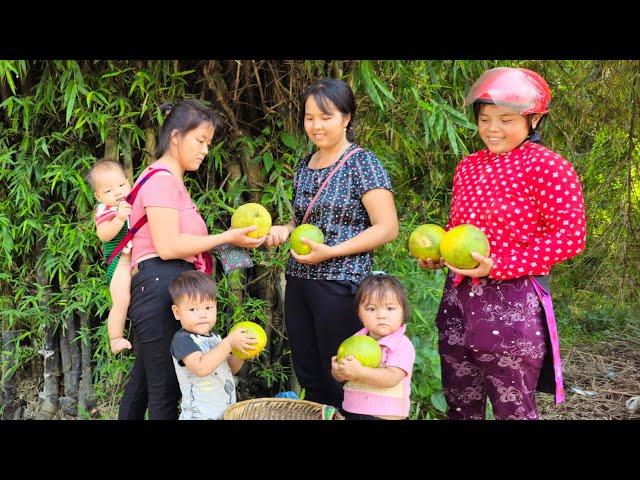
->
xmin=446 ymin=141 xmax=586 ymax=280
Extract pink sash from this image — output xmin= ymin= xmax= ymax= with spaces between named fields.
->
xmin=530 ymin=276 xmax=565 ymax=404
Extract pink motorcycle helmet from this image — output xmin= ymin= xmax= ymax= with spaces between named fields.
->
xmin=464 ymin=67 xmax=551 ymax=114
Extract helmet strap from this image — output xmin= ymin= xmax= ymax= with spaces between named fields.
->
xmin=527 ymin=114 xmax=546 ymax=144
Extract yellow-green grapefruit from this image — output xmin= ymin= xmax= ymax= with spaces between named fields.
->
xmin=290 ymin=224 xmax=324 ymax=255
xmin=231 ymin=203 xmax=272 ymax=239
xmin=228 ymin=321 xmax=267 ymax=359
xmin=408 ymin=224 xmax=446 ymax=261
xmin=336 ymin=335 xmax=382 ymax=368
xmin=440 ymin=224 xmax=490 ymax=269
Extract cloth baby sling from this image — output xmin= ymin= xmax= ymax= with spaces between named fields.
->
xmin=103 ymin=220 xmax=128 ymax=282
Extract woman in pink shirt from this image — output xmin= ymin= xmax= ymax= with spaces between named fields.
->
xmin=420 ymin=68 xmax=586 ymax=419
xmin=118 ymin=100 xmax=265 ymax=420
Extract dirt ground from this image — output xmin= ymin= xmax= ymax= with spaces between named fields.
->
xmin=8 ymin=330 xmax=640 ymax=420
xmin=537 ymin=330 xmax=640 ymax=420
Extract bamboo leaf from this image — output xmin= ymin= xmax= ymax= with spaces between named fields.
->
xmin=66 ymin=85 xmax=77 ymax=125
xmin=40 ymin=139 xmax=50 ymax=158
xmin=446 ymin=119 xmax=459 ymax=155
xmin=100 ymin=68 xmax=134 ymax=79
xmin=421 ymin=112 xmax=431 ymax=146
xmin=372 ymin=77 xmax=396 ymax=102
xmin=435 ymin=112 xmax=445 ymax=140
xmin=359 ymin=61 xmax=384 ymax=110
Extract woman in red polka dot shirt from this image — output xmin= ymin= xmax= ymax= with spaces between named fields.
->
xmin=420 ymin=67 xmax=586 ymax=419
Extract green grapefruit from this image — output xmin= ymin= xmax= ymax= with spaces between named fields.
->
xmin=408 ymin=224 xmax=446 ymax=261
xmin=231 ymin=203 xmax=272 ymax=239
xmin=228 ymin=321 xmax=267 ymax=360
xmin=290 ymin=224 xmax=324 ymax=255
xmin=440 ymin=224 xmax=490 ymax=269
xmin=336 ymin=335 xmax=382 ymax=368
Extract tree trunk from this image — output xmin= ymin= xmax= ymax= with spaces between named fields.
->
xmin=69 ymin=314 xmax=81 ymax=403
xmin=144 ymin=128 xmax=156 ymax=166
xmin=622 ymin=63 xmax=638 ymax=295
xmin=58 ymin=314 xmax=80 ymax=416
xmin=253 ymin=266 xmax=273 ymax=377
xmin=38 ymin=323 xmax=60 ymax=419
xmin=35 ymin=238 xmax=60 ymax=419
xmin=274 ymin=271 xmax=301 ymax=395
xmin=0 ymin=80 xmax=8 ymax=103
xmin=1 ymin=330 xmax=19 ymax=419
xmin=331 ymin=60 xmax=345 ymax=78
xmin=224 ymin=158 xmax=245 ymax=308
xmin=77 ymin=256 xmax=94 ymax=416
xmin=58 ymin=322 xmax=76 ymax=416
xmin=122 ymin=133 xmax=134 ymax=185
xmin=104 ymin=131 xmax=118 ymax=161
xmin=77 ymin=311 xmax=94 ymax=415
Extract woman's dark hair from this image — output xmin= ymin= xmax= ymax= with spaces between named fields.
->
xmin=472 ymin=101 xmax=545 ymax=145
xmin=156 ymin=99 xmax=224 ymax=158
xmin=354 ymin=274 xmax=411 ymax=323
xmin=300 ymin=78 xmax=357 ymax=142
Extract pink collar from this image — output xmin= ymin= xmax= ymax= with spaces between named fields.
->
xmin=355 ymin=323 xmax=407 ymax=351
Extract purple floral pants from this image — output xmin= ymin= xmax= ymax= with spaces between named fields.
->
xmin=435 ymin=272 xmax=548 ymax=420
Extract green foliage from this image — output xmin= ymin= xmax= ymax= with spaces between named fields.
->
xmin=1 ymin=60 xmax=638 ymax=419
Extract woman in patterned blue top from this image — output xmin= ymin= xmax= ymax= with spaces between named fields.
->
xmin=266 ymin=78 xmax=399 ymax=409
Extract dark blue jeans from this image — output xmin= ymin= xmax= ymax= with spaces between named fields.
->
xmin=118 ymin=258 xmax=195 ymax=420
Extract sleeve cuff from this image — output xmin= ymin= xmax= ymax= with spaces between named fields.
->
xmin=488 ymin=253 xmax=504 ymax=280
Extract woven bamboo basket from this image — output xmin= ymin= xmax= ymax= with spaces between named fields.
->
xmin=223 ymin=398 xmax=345 ymax=420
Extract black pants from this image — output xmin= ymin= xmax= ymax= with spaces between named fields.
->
xmin=284 ymin=275 xmax=362 ymax=409
xmin=118 ymin=258 xmax=195 ymax=420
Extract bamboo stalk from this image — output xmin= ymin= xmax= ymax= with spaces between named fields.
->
xmin=68 ymin=314 xmax=81 ymax=399
xmin=58 ymin=321 xmax=76 ymax=416
xmin=331 ymin=60 xmax=344 ymax=79
xmin=144 ymin=128 xmax=156 ymax=167
xmin=36 ymin=238 xmax=60 ymax=419
xmin=206 ymin=60 xmax=242 ymax=137
xmin=239 ymin=135 xmax=265 ymax=196
xmin=39 ymin=322 xmax=60 ymax=419
xmin=251 ymin=60 xmax=267 ymax=114
xmin=275 ymin=272 xmax=301 ymax=395
xmin=104 ymin=131 xmax=118 ymax=161
xmin=0 ymin=75 xmax=10 ymax=103
xmin=77 ymin=260 xmax=94 ymax=415
xmin=1 ymin=330 xmax=19 ymax=419
xmin=77 ymin=311 xmax=94 ymax=415
xmin=122 ymin=133 xmax=134 ymax=185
